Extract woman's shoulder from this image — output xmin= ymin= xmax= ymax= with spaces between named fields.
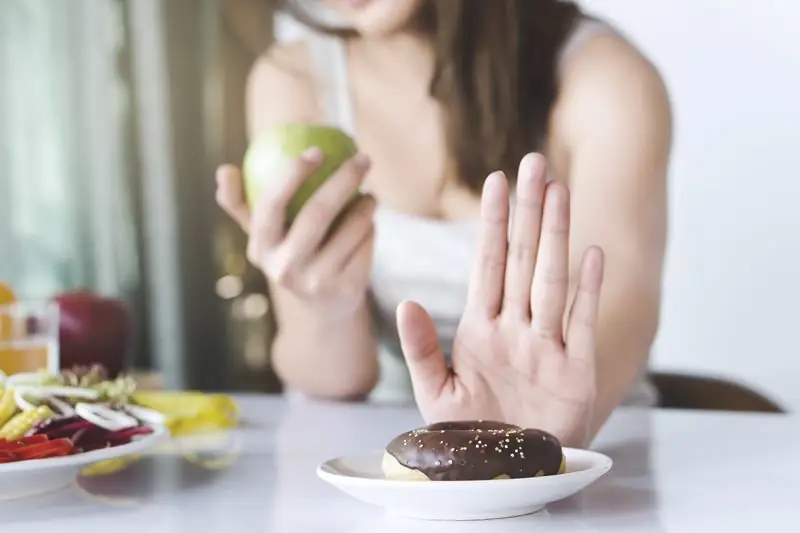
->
xmin=246 ymin=39 xmax=324 ymax=132
xmin=549 ymin=19 xmax=672 ymax=169
xmin=560 ymin=20 xmax=667 ymax=100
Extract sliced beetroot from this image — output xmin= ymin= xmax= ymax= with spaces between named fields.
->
xmin=33 ymin=416 xmax=85 ymax=435
xmin=36 ymin=420 xmax=95 ymax=440
xmin=73 ymin=427 xmax=117 ymax=452
xmin=30 ymin=408 xmax=156 ymax=455
xmin=74 ymin=426 xmax=150 ymax=452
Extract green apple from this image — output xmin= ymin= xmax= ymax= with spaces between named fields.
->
xmin=242 ymin=123 xmax=360 ymax=226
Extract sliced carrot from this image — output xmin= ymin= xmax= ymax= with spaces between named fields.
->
xmin=18 ymin=435 xmax=48 ymax=445
xmin=13 ymin=438 xmax=74 ymax=460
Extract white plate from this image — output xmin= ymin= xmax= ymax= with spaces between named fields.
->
xmin=317 ymin=447 xmax=612 ymax=521
xmin=0 ymin=424 xmax=169 ymax=500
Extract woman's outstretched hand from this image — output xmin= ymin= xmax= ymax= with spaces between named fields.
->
xmin=397 ymin=153 xmax=605 ymax=448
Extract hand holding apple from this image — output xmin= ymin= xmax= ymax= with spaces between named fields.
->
xmin=215 ymin=124 xmax=376 ymax=311
xmin=243 ymin=124 xmax=363 ymax=225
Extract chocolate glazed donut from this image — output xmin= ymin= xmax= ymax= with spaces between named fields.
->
xmin=382 ymin=421 xmax=566 ymax=481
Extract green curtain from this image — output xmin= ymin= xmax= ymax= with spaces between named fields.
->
xmin=0 ymin=0 xmax=278 ymax=391
xmin=0 ymin=0 xmax=138 ymax=299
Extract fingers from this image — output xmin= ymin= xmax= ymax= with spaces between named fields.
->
xmin=248 ymin=148 xmax=324 ymax=260
xmin=397 ymin=301 xmax=449 ymax=402
xmin=215 ymin=165 xmax=251 ymax=232
xmin=530 ymin=181 xmax=571 ymax=341
xmin=502 ymin=154 xmax=547 ymax=319
xmin=335 ymin=229 xmax=375 ymax=298
xmin=466 ymin=172 xmax=509 ymax=317
xmin=301 ymin=195 xmax=377 ymax=293
xmin=281 ymin=153 xmax=371 ymax=266
xmin=565 ymin=246 xmax=605 ymax=364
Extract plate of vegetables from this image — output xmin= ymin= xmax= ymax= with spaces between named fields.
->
xmin=0 ymin=366 xmax=169 ymax=500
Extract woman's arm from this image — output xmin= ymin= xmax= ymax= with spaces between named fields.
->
xmin=551 ymin=33 xmax=672 ymax=437
xmin=243 ymin=44 xmax=379 ymax=399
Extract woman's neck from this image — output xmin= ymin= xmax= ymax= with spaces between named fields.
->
xmin=351 ymin=31 xmax=434 ymax=88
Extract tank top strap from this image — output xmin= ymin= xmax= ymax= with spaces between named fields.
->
xmin=558 ymin=17 xmax=617 ymax=74
xmin=306 ymin=33 xmax=357 ymax=136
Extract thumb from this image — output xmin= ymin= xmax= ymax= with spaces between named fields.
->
xmin=397 ymin=300 xmax=449 ymax=402
xmin=215 ymin=165 xmax=251 ymax=233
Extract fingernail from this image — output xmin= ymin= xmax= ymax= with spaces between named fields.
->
xmin=354 ymin=152 xmax=371 ymax=170
xmin=520 ymin=153 xmax=545 ymax=184
xmin=484 ymin=171 xmax=506 ymax=200
xmin=302 ymin=147 xmax=322 ymax=163
xmin=546 ymin=180 xmax=569 ymax=202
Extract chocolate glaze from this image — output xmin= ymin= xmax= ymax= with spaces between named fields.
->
xmin=386 ymin=421 xmax=563 ymax=481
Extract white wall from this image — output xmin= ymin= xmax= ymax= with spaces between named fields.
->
xmin=581 ymin=0 xmax=800 ymax=410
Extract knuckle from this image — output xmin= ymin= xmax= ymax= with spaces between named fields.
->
xmin=532 ymin=323 xmax=562 ymax=343
xmin=569 ymin=302 xmax=597 ymax=328
xmin=291 ymin=157 xmax=313 ymax=176
xmin=262 ymin=251 xmax=294 ymax=285
xmin=517 ymin=196 xmax=543 ymax=213
xmin=270 ymin=264 xmax=292 ymax=285
xmin=301 ymin=274 xmax=323 ymax=295
xmin=578 ymin=311 xmax=597 ymax=328
xmin=257 ymin=190 xmax=283 ymax=215
xmin=507 ymin=242 xmax=536 ymax=263
xmin=539 ymin=267 xmax=568 ymax=286
xmin=287 ymin=157 xmax=317 ymax=182
xmin=304 ymin=197 xmax=339 ymax=226
xmin=340 ymin=154 xmax=369 ymax=180
xmin=543 ymin=221 xmax=570 ymax=237
xmin=479 ymin=251 xmax=506 ymax=272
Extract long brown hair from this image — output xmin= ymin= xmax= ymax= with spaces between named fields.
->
xmin=282 ymin=0 xmax=581 ymax=193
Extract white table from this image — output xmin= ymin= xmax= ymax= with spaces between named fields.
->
xmin=1 ymin=394 xmax=797 ymax=532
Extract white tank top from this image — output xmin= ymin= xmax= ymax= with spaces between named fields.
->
xmin=302 ymin=18 xmax=658 ymax=407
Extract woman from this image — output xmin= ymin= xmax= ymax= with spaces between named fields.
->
xmin=216 ymin=0 xmax=671 ymax=447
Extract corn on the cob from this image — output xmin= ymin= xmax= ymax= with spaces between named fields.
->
xmin=0 ymin=405 xmax=52 ymax=441
xmin=0 ymin=388 xmax=18 ymax=428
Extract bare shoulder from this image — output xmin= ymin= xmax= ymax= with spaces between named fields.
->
xmin=550 ymin=29 xmax=673 ymax=173
xmin=246 ymin=40 xmax=323 ymax=135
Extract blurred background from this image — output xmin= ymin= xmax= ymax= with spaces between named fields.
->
xmin=1 ymin=1 xmax=798 ymax=409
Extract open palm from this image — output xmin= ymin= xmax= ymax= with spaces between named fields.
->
xmin=397 ymin=154 xmax=605 ymax=448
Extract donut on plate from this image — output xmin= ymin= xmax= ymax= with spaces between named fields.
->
xmin=382 ymin=421 xmax=566 ymax=481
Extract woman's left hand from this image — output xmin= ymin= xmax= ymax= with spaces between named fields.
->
xmin=397 ymin=153 xmax=605 ymax=448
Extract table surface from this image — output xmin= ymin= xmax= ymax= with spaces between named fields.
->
xmin=1 ymin=394 xmax=797 ymax=533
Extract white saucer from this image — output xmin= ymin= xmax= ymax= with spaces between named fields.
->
xmin=317 ymin=447 xmax=612 ymax=521
xmin=0 ymin=425 xmax=169 ymax=500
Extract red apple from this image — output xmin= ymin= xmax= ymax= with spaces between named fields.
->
xmin=54 ymin=291 xmax=131 ymax=378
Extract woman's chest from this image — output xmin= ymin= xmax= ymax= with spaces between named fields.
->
xmin=352 ymin=88 xmax=482 ymax=221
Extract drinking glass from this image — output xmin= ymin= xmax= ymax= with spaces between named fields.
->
xmin=0 ymin=301 xmax=60 ymax=376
